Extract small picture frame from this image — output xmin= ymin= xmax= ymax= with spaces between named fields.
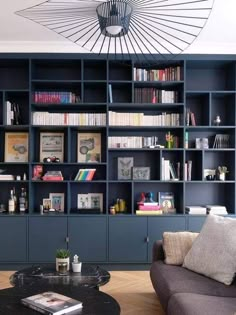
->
xmin=43 ymin=198 xmax=52 ymax=211
xmin=4 ymin=132 xmax=29 ymax=162
xmin=195 ymin=138 xmax=209 ymax=149
xmin=77 ymin=133 xmax=101 ymax=163
xmin=132 ymin=167 xmax=150 ymax=180
xmin=77 ymin=194 xmax=90 ymax=208
xmin=40 ymin=132 xmax=64 ymax=163
xmin=90 ymin=193 xmax=103 ymax=212
xmin=49 ymin=193 xmax=65 ymax=212
xmin=117 ymin=157 xmax=134 ymax=180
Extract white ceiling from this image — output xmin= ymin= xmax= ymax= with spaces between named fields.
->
xmin=0 ymin=0 xmax=236 ymax=54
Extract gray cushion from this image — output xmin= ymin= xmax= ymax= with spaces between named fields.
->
xmin=183 ymin=214 xmax=236 ymax=285
xmin=168 ymin=293 xmax=236 ymax=315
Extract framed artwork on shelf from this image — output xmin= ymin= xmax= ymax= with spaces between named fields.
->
xmin=117 ymin=157 xmax=134 ymax=180
xmin=40 ymin=132 xmax=64 ymax=163
xmin=132 ymin=167 xmax=150 ymax=180
xmin=4 ymin=132 xmax=29 ymax=162
xmin=77 ymin=194 xmax=90 ymax=208
xmin=49 ymin=193 xmax=65 ymax=212
xmin=90 ymin=193 xmax=103 ymax=212
xmin=43 ymin=198 xmax=52 ymax=211
xmin=77 ymin=133 xmax=101 ymax=163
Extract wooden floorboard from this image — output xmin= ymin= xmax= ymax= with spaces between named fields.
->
xmin=0 ymin=270 xmax=165 ymax=315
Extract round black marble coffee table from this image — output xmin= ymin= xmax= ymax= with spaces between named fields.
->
xmin=0 ymin=283 xmax=120 ymax=314
xmin=10 ymin=264 xmax=110 ymax=290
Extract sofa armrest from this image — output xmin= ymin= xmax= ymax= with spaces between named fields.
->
xmin=152 ymin=240 xmax=165 ymax=262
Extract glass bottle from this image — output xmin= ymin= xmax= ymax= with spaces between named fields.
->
xmin=8 ymin=189 xmax=15 ymax=213
xmin=19 ymin=188 xmax=26 ymax=212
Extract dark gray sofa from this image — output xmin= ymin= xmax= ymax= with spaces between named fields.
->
xmin=150 ymin=240 xmax=236 ymax=315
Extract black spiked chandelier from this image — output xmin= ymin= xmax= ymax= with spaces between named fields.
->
xmin=16 ymin=0 xmax=215 ymax=60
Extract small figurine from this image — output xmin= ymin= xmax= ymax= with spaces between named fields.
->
xmin=73 ymin=254 xmax=79 ymax=264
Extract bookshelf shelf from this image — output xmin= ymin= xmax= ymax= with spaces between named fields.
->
xmin=0 ymin=54 xmax=235 ymax=267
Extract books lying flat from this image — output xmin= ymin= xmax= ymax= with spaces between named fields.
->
xmin=74 ymin=169 xmax=96 ymax=181
xmin=0 ymin=174 xmax=14 ymax=180
xmin=136 ymin=210 xmax=163 ymax=215
xmin=185 ymin=206 xmax=207 ymax=215
xmin=138 ymin=205 xmax=161 ymax=210
xmin=21 ymin=291 xmax=83 ymax=315
xmin=206 ymin=205 xmax=228 ymax=215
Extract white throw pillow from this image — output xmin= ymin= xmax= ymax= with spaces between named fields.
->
xmin=163 ymin=231 xmax=199 ymax=265
xmin=183 ymin=214 xmax=236 ymax=285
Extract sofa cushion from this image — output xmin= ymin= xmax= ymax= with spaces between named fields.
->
xmin=168 ymin=293 xmax=236 ymax=315
xmin=163 ymin=231 xmax=198 ymax=265
xmin=150 ymin=260 xmax=236 ymax=311
xmin=183 ymin=214 xmax=236 ymax=285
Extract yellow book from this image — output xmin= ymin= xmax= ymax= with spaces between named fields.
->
xmin=136 ymin=210 xmax=163 ymax=215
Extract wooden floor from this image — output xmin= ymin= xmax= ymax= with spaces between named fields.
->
xmin=0 ymin=270 xmax=165 ymax=315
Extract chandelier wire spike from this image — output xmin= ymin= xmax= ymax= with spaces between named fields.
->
xmin=16 ymin=0 xmax=215 ymax=61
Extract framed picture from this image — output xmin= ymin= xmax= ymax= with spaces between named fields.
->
xmin=49 ymin=193 xmax=65 ymax=212
xmin=77 ymin=194 xmax=90 ymax=208
xmin=90 ymin=193 xmax=103 ymax=212
xmin=40 ymin=132 xmax=64 ymax=163
xmin=117 ymin=157 xmax=134 ymax=180
xmin=132 ymin=167 xmax=150 ymax=180
xmin=43 ymin=198 xmax=52 ymax=211
xmin=4 ymin=132 xmax=29 ymax=162
xmin=77 ymin=133 xmax=101 ymax=163
xmin=195 ymin=138 xmax=209 ymax=149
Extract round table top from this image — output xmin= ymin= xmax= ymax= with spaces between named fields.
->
xmin=10 ymin=264 xmax=110 ymax=289
xmin=0 ymin=283 xmax=120 ymax=315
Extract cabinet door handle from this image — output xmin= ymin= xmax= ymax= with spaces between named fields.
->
xmin=65 ymin=237 xmax=69 ymax=243
xmin=145 ymin=237 xmax=149 ymax=243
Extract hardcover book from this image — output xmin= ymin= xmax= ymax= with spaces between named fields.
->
xmin=21 ymin=291 xmax=83 ymax=315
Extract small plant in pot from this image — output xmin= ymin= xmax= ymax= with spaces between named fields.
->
xmin=56 ymin=248 xmax=70 ymax=272
xmin=217 ymin=166 xmax=229 ymax=181
xmin=72 ymin=254 xmax=82 ymax=273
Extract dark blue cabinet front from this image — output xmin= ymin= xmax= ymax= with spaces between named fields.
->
xmin=148 ymin=216 xmax=186 ymax=261
xmin=0 ymin=217 xmax=27 ymax=262
xmin=187 ymin=216 xmax=206 ymax=232
xmin=68 ymin=216 xmax=107 ymax=262
xmin=28 ymin=217 xmax=67 ymax=262
xmin=109 ymin=217 xmax=147 ymax=262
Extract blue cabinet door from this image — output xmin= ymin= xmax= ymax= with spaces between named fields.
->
xmin=68 ymin=217 xmax=107 ymax=262
xmin=0 ymin=217 xmax=27 ymax=262
xmin=29 ymin=217 xmax=67 ymax=262
xmin=148 ymin=216 xmax=186 ymax=262
xmin=187 ymin=215 xmax=206 ymax=232
xmin=109 ymin=217 xmax=147 ymax=262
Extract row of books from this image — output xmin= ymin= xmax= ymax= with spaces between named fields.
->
xmin=74 ymin=169 xmax=96 ymax=181
xmin=32 ymin=112 xmax=106 ymax=126
xmin=109 ymin=111 xmax=180 ymax=127
xmin=5 ymin=101 xmax=21 ymax=125
xmin=108 ymin=136 xmax=160 ymax=149
xmin=134 ymin=88 xmax=179 ymax=104
xmin=161 ymin=158 xmax=181 ymax=181
xmin=133 ymin=66 xmax=181 ymax=82
xmin=213 ymin=134 xmax=230 ymax=148
xmin=184 ymin=160 xmax=192 ymax=181
xmin=32 ymin=91 xmax=80 ymax=104
xmin=186 ymin=109 xmax=196 ymax=126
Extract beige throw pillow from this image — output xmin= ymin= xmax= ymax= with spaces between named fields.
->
xmin=183 ymin=214 xmax=236 ymax=285
xmin=163 ymin=231 xmax=199 ymax=265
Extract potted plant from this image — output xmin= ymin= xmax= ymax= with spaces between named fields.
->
xmin=56 ymin=248 xmax=70 ymax=272
xmin=217 ymin=166 xmax=228 ymax=181
xmin=72 ymin=254 xmax=82 ymax=273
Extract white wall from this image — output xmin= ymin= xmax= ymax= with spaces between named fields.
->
xmin=0 ymin=0 xmax=235 ymax=54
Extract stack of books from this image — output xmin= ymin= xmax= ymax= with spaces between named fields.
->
xmin=136 ymin=202 xmax=162 ymax=215
xmin=74 ymin=169 xmax=96 ymax=181
xmin=185 ymin=206 xmax=207 ymax=215
xmin=0 ymin=174 xmax=14 ymax=181
xmin=206 ymin=205 xmax=228 ymax=215
xmin=42 ymin=171 xmax=63 ymax=181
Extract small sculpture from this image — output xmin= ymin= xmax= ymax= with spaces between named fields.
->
xmin=73 ymin=254 xmax=79 ymax=264
xmin=72 ymin=254 xmax=82 ymax=273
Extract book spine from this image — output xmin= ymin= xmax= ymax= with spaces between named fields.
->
xmin=21 ymin=301 xmax=48 ymax=315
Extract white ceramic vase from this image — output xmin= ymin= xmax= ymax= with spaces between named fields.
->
xmin=56 ymin=257 xmax=70 ymax=272
xmin=72 ymin=262 xmax=82 ymax=273
xmin=219 ymin=173 xmax=225 ymax=181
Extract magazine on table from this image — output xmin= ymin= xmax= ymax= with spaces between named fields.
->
xmin=21 ymin=291 xmax=83 ymax=315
